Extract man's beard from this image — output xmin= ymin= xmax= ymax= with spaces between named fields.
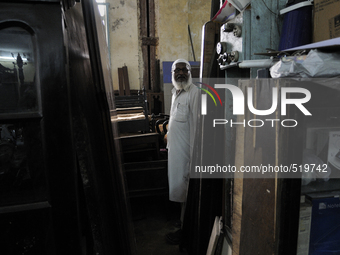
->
xmin=172 ymin=73 xmax=192 ymax=90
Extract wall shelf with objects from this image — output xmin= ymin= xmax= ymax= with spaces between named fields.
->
xmin=198 ymin=0 xmax=340 ymax=254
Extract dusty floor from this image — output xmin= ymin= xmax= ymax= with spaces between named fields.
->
xmin=131 ymin=196 xmax=188 ymax=255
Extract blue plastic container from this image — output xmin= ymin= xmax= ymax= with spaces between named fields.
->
xmin=279 ymin=2 xmax=313 ymax=51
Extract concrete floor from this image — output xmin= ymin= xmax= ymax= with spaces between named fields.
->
xmin=131 ymin=196 xmax=188 ymax=255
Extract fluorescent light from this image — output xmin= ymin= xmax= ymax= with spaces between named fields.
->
xmin=98 ymin=5 xmax=105 ymax=17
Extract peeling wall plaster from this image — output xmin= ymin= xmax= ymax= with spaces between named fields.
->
xmin=107 ymin=0 xmax=210 ymax=91
xmin=107 ymin=0 xmax=139 ymax=90
xmin=111 ymin=18 xmax=124 ymax=32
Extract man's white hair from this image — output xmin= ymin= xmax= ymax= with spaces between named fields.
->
xmin=171 ymin=58 xmax=192 ymax=90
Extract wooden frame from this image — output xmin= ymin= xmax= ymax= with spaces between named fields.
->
xmin=113 ymin=89 xmax=149 ymax=133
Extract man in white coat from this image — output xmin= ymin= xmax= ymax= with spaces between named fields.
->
xmin=166 ymin=59 xmax=199 ymax=245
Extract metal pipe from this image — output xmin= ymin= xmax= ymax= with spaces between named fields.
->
xmin=238 ymin=59 xmax=277 ymax=68
xmin=188 ymin=25 xmax=196 ymax=62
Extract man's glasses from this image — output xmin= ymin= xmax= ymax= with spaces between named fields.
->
xmin=173 ymin=68 xmax=190 ymax=74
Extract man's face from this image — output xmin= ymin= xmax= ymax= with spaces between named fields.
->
xmin=174 ymin=63 xmax=189 ymax=84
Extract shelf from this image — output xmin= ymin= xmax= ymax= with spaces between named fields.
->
xmin=0 ymin=201 xmax=51 ymax=214
xmin=301 ymin=178 xmax=340 ymax=195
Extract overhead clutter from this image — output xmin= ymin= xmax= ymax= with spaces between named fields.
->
xmin=270 ymin=49 xmax=340 ymax=78
xmin=236 ymin=39 xmax=340 ymax=77
xmin=211 ymin=1 xmax=236 ymax=23
xmin=214 ymin=0 xmax=340 ymax=76
xmin=211 ymin=0 xmax=250 ymax=23
xmin=279 ymin=0 xmax=340 ymax=50
xmin=236 ymin=38 xmax=340 ymax=77
xmin=270 ymin=37 xmax=340 ymax=78
xmin=227 ymin=0 xmax=251 ymax=12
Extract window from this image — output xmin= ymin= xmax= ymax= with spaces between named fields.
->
xmin=0 ymin=26 xmax=38 ymax=116
xmin=96 ymin=0 xmax=110 ymax=48
xmin=0 ymin=24 xmax=46 ymax=208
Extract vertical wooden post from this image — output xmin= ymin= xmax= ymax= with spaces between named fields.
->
xmin=148 ymin=0 xmax=157 ymax=92
xmin=122 ymin=66 xmax=130 ymax=95
xmin=232 ymin=80 xmax=280 ymax=255
xmin=118 ymin=67 xmax=125 ymax=95
xmin=140 ymin=0 xmax=149 ymax=91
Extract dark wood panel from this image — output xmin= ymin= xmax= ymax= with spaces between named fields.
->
xmin=122 ymin=66 xmax=130 ymax=95
xmin=118 ymin=67 xmax=125 ymax=95
xmin=232 ymin=80 xmax=284 ymax=255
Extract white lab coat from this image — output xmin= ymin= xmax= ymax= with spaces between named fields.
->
xmin=167 ymin=83 xmax=199 ymax=202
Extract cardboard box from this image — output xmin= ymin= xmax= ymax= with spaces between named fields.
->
xmin=306 ymin=191 xmax=340 ymax=255
xmin=297 ymin=196 xmax=312 ymax=255
xmin=313 ymin=0 xmax=340 ymax=42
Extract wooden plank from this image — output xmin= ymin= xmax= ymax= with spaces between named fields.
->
xmin=113 ymin=89 xmax=140 ymax=96
xmin=148 ymin=0 xmax=156 ymax=92
xmin=148 ymin=0 xmax=155 ymax=37
xmin=119 ymin=132 xmax=159 ymax=146
xmin=122 ymin=66 xmax=130 ymax=95
xmin=147 ymin=92 xmax=164 ymax=114
xmin=207 ymin=216 xmax=222 ymax=255
xmin=142 ymin=46 xmax=149 ymax=90
xmin=0 ymin=201 xmax=51 ymax=214
xmin=242 ymin=81 xmax=278 ymax=254
xmin=232 ymin=95 xmax=246 ymax=255
xmin=155 ymin=59 xmax=160 ymax=92
xmin=118 ymin=67 xmax=125 ymax=96
xmin=232 ymin=79 xmax=283 ymax=255
xmin=150 ymin=46 xmax=156 ymax=92
xmin=140 ymin=0 xmax=149 ymax=90
xmin=139 ymin=0 xmax=148 ymax=36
